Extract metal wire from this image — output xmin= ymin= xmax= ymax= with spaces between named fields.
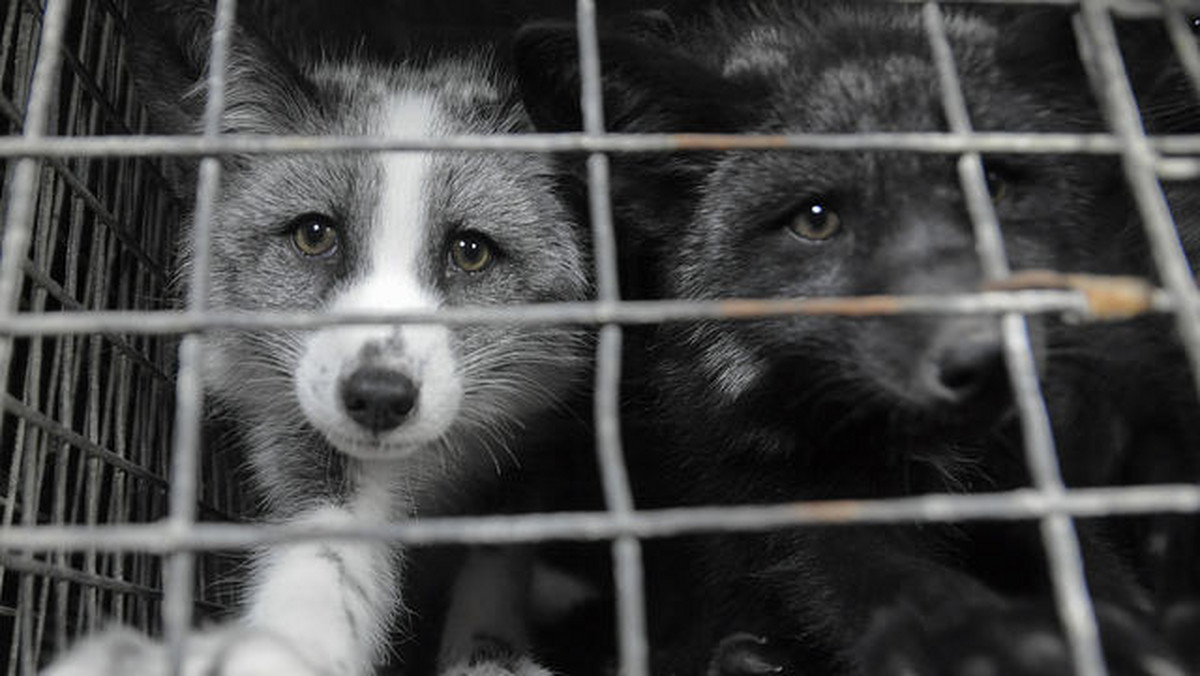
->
xmin=0 ymin=2 xmax=77 ymax=672
xmin=2 ymin=484 xmax=1200 ymax=551
xmin=1 ymin=2 xmax=244 ymax=672
xmin=2 ymin=129 xmax=1200 ymax=157
xmin=0 ymin=277 xmax=1176 ymax=334
xmin=1077 ymin=2 xmax=1200 ymax=406
xmin=0 ymin=0 xmax=73 ymax=435
xmin=926 ymin=4 xmax=1108 ymax=674
xmin=161 ymin=0 xmax=238 ymax=672
xmin=1 ymin=0 xmax=1199 ymax=674
xmin=575 ymin=0 xmax=650 ymax=673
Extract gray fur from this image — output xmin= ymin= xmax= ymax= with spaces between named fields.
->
xmin=177 ymin=54 xmax=591 ymax=512
xmin=45 ymin=7 xmax=591 ymax=676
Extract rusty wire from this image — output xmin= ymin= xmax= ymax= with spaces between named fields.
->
xmin=1 ymin=1 xmax=1199 ymax=675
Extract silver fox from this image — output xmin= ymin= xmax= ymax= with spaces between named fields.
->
xmin=46 ymin=4 xmax=590 ymax=675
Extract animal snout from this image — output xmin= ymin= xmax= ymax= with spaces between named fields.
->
xmin=930 ymin=334 xmax=1006 ymax=405
xmin=339 ymin=367 xmax=417 ymax=433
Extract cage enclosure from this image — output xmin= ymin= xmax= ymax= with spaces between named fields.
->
xmin=2 ymin=1 xmax=1200 ymax=676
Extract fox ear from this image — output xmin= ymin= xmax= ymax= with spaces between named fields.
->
xmin=514 ymin=20 xmax=768 ymax=296
xmin=127 ymin=1 xmax=208 ymax=136
xmin=513 ymin=20 xmax=759 ymax=134
xmin=128 ymin=1 xmax=319 ymax=197
xmin=129 ymin=1 xmax=317 ymax=135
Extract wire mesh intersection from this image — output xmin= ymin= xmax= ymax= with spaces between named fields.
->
xmin=1 ymin=0 xmax=1199 ymax=675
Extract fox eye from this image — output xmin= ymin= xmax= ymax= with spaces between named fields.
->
xmin=289 ymin=213 xmax=339 ymax=257
xmin=985 ymin=168 xmax=1009 ymax=203
xmin=788 ymin=201 xmax=842 ymax=241
xmin=449 ymin=231 xmax=496 ymax=273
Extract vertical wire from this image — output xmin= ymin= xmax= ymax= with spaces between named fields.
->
xmin=163 ymin=0 xmax=237 ymax=673
xmin=575 ymin=1 xmax=649 ymax=674
xmin=1162 ymin=0 xmax=1200 ymax=103
xmin=923 ymin=4 xmax=1109 ymax=675
xmin=0 ymin=0 xmax=72 ymax=328
xmin=1077 ymin=2 xmax=1200 ymax=397
xmin=0 ymin=2 xmax=73 ymax=673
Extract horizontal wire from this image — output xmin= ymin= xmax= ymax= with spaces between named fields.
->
xmin=4 ymin=0 xmax=1200 ymax=668
xmin=0 ymin=553 xmax=231 ymax=614
xmin=0 ymin=394 xmax=242 ymax=522
xmin=1 ymin=484 xmax=1198 ymax=552
xmin=0 ymin=286 xmax=1175 ymax=336
xmin=4 ymin=131 xmax=1200 ymax=158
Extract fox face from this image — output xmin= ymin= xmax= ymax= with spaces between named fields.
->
xmin=516 ymin=4 xmax=1129 ymax=447
xmin=202 ymin=69 xmax=588 ymax=462
xmin=133 ymin=14 xmax=592 ymax=465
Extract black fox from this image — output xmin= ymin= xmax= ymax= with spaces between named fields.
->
xmin=515 ymin=3 xmax=1194 ymax=674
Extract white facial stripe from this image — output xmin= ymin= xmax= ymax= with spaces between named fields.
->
xmin=295 ymin=91 xmax=463 ymax=458
xmin=340 ymin=92 xmax=442 ymax=314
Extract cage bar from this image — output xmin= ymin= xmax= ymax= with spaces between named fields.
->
xmin=0 ymin=0 xmax=1198 ymax=674
xmin=925 ymin=4 xmax=1108 ymax=674
xmin=574 ymin=0 xmax=651 ymax=674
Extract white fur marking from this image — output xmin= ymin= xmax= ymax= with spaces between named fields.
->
xmin=700 ymin=332 xmax=763 ymax=400
xmin=245 ymin=469 xmax=402 ymax=676
xmin=375 ymin=93 xmax=439 ymax=299
xmin=723 ymin=26 xmax=789 ymax=77
xmin=295 ymin=93 xmax=463 ymax=458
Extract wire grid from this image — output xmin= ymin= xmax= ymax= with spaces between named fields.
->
xmin=0 ymin=1 xmax=1197 ymax=675
xmin=0 ymin=0 xmax=251 ymax=673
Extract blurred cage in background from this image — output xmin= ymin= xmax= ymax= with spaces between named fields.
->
xmin=0 ymin=0 xmax=251 ymax=672
xmin=0 ymin=0 xmax=1199 ymax=676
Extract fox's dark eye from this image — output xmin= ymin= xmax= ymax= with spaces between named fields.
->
xmin=985 ymin=168 xmax=1009 ymax=204
xmin=289 ymin=213 xmax=339 ymax=257
xmin=449 ymin=231 xmax=496 ymax=273
xmin=788 ymin=201 xmax=842 ymax=241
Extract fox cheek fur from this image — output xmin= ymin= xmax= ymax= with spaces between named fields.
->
xmin=677 ymin=164 xmax=1009 ymax=424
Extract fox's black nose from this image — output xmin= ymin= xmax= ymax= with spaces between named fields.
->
xmin=933 ymin=337 xmax=1006 ymax=403
xmin=340 ymin=368 xmax=417 ymax=432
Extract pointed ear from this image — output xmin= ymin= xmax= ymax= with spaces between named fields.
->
xmin=514 ymin=20 xmax=769 ymax=297
xmin=128 ymin=1 xmax=319 ymax=197
xmin=127 ymin=1 xmax=209 ymax=136
xmin=513 ymin=21 xmax=761 ymax=135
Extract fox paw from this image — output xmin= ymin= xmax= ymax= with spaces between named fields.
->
xmin=439 ymin=635 xmax=552 ymax=676
xmin=42 ymin=626 xmax=321 ymax=676
xmin=858 ymin=601 xmax=1185 ymax=676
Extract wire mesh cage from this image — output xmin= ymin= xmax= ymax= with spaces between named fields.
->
xmin=0 ymin=0 xmax=252 ymax=672
xmin=1 ymin=1 xmax=1199 ymax=675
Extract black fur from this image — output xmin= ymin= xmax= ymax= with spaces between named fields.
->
xmin=516 ymin=3 xmax=1197 ymax=674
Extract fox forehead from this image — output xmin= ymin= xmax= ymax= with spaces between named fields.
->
xmin=207 ymin=59 xmax=582 ymax=316
xmin=331 ymin=91 xmax=444 ymax=314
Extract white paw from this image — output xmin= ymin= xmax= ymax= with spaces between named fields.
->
xmin=42 ymin=626 xmax=322 ymax=676
xmin=441 ymin=655 xmax=553 ymax=676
